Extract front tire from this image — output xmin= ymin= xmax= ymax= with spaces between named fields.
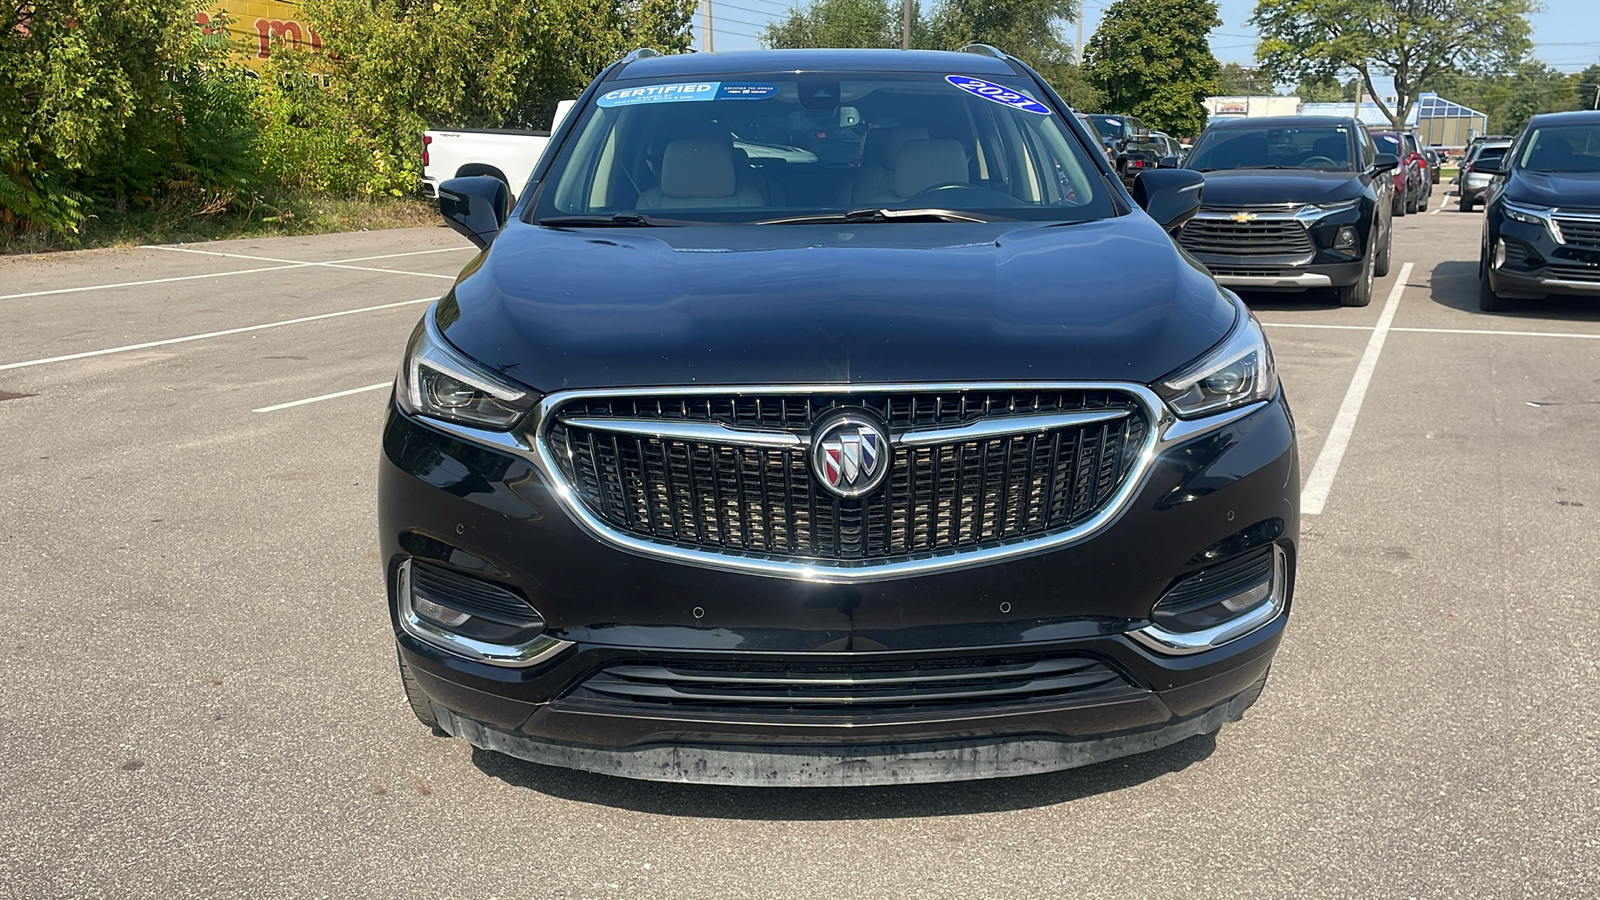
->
xmin=1338 ymin=238 xmax=1376 ymax=307
xmin=1479 ymin=265 xmax=1511 ymax=312
xmin=397 ymin=649 xmax=443 ymax=732
xmin=1374 ymin=221 xmax=1393 ymax=277
xmin=1393 ymin=193 xmax=1408 ymax=217
xmin=1460 ymin=194 xmax=1475 ymax=213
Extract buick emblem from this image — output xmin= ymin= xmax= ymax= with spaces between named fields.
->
xmin=810 ymin=412 xmax=890 ymax=498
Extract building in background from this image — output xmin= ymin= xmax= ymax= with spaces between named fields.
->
xmin=1205 ymin=95 xmax=1303 ymax=118
xmin=1300 ymin=93 xmax=1487 ymax=152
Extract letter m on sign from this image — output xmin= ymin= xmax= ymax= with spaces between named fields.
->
xmin=255 ymin=19 xmax=304 ymax=58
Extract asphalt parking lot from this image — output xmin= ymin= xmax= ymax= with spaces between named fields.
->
xmin=2 ymin=194 xmax=1597 ymax=899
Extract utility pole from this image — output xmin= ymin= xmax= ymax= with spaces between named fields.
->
xmin=702 ymin=0 xmax=714 ymax=53
xmin=1352 ymin=67 xmax=1362 ymax=122
xmin=902 ymin=0 xmax=911 ymax=51
xmin=1076 ymin=0 xmax=1084 ymax=65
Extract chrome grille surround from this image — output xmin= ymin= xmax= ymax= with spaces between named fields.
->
xmin=417 ymin=383 xmax=1270 ymax=583
xmin=1552 ymin=208 xmax=1600 ymax=248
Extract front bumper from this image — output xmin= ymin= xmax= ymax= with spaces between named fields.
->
xmin=1488 ymin=215 xmax=1600 ymax=298
xmin=1199 ymin=257 xmax=1363 ymax=291
xmin=380 ymin=392 xmax=1300 ymax=783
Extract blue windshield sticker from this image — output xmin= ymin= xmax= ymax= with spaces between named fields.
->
xmin=718 ymin=83 xmax=778 ymax=100
xmin=945 ymin=76 xmax=1052 ymax=115
xmin=598 ymin=82 xmax=720 ymax=108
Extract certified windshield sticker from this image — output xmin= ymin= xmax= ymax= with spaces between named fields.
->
xmin=945 ymin=76 xmax=1051 ymax=115
xmin=598 ymin=82 xmax=719 ymax=107
xmin=717 ymin=83 xmax=778 ymax=100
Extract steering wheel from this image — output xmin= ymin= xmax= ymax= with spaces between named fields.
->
xmin=1300 ymin=156 xmax=1338 ymax=168
xmin=911 ymin=182 xmax=981 ymax=196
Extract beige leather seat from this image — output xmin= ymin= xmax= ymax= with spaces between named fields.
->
xmin=638 ymin=139 xmax=766 ymax=209
xmin=852 ymin=126 xmax=929 ymax=203
xmin=867 ymin=139 xmax=969 ymax=204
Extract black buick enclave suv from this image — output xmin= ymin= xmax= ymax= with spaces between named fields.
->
xmin=1182 ymin=116 xmax=1399 ymax=307
xmin=379 ymin=47 xmax=1301 ymax=786
xmin=1478 ymin=110 xmax=1600 ymax=311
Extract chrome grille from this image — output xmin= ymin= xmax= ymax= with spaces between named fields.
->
xmin=545 ymin=389 xmax=1149 ymax=562
xmin=1554 ymin=214 xmax=1600 ymax=248
xmin=1546 ymin=261 xmax=1600 ymax=283
xmin=1179 ymin=217 xmax=1315 ymax=256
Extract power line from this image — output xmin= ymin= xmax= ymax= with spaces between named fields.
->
xmin=711 ymin=1 xmax=783 ymax=19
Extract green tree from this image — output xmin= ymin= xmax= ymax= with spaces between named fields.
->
xmin=1431 ymin=61 xmax=1582 ymax=136
xmin=924 ymin=0 xmax=1101 ymax=108
xmin=293 ymin=0 xmax=697 ymax=194
xmin=1218 ymin=62 xmax=1269 ymax=96
xmin=763 ymin=0 xmax=897 ymax=48
xmin=1084 ymin=0 xmax=1221 ymax=137
xmin=1251 ymin=0 xmax=1534 ymax=130
xmin=1294 ymin=74 xmax=1358 ymax=103
xmin=1575 ymin=64 xmax=1600 ymax=112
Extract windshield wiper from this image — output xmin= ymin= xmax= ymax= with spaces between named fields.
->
xmin=753 ymin=207 xmax=1011 ymax=225
xmin=539 ymin=213 xmax=700 ymax=227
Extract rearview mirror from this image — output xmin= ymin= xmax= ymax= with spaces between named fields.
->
xmin=1133 ymin=169 xmax=1204 ymax=234
xmin=1373 ymin=152 xmax=1400 ymax=173
xmin=439 ymin=176 xmax=510 ymax=249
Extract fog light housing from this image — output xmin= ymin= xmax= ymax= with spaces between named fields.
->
xmin=1130 ymin=545 xmax=1288 ymax=655
xmin=1333 ymin=226 xmax=1359 ymax=255
xmin=396 ymin=560 xmax=571 ymax=667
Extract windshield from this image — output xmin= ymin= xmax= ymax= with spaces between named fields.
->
xmin=1186 ymin=124 xmax=1355 ymax=171
xmin=534 ymin=71 xmax=1113 ymax=225
xmin=1474 ymin=146 xmax=1509 ymax=167
xmin=1518 ymin=125 xmax=1600 ymax=173
xmin=1087 ymin=115 xmax=1128 ymax=141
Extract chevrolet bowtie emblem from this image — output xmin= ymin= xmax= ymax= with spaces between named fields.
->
xmin=1229 ymin=212 xmax=1258 ymax=223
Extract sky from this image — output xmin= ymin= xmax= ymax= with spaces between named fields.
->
xmin=695 ymin=0 xmax=1600 ymax=74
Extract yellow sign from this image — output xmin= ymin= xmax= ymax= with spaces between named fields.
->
xmin=197 ymin=1 xmax=324 ymax=70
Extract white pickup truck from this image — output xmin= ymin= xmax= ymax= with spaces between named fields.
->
xmin=421 ymin=100 xmax=575 ymax=203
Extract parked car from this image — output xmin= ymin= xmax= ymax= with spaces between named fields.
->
xmin=390 ymin=47 xmax=1299 ymax=787
xmin=1372 ymin=131 xmax=1427 ymax=215
xmin=1458 ymin=140 xmax=1513 ymax=211
xmin=1463 ymin=134 xmax=1514 ymax=162
xmin=1118 ymin=131 xmax=1184 ymax=187
xmin=1182 ymin=115 xmax=1398 ymax=306
xmin=421 ymin=101 xmax=576 ymax=202
xmin=1422 ymin=147 xmax=1443 ymax=184
xmin=1086 ymin=113 xmax=1154 ymax=183
xmin=1478 ymin=110 xmax=1600 ymax=310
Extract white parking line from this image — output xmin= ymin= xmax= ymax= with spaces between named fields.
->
xmin=143 ymin=244 xmax=459 ymax=280
xmin=1300 ymin=262 xmax=1413 ymax=516
xmin=253 ymin=381 xmax=392 ymax=413
xmin=0 ymin=297 xmax=436 ymax=372
xmin=0 ymin=246 xmax=470 ymax=302
xmin=1263 ymin=322 xmax=1600 ymax=340
xmin=0 ymin=262 xmax=311 ymax=301
xmin=1429 ymin=190 xmax=1450 ymax=215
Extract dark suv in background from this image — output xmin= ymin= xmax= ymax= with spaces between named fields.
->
xmin=1182 ymin=116 xmax=1398 ymax=306
xmin=1479 ymin=110 xmax=1600 ymax=310
xmin=383 ymin=47 xmax=1300 ymax=786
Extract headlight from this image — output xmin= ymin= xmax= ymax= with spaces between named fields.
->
xmin=1156 ymin=306 xmax=1278 ymax=418
xmin=1502 ymin=200 xmax=1561 ymax=242
xmin=1298 ymin=199 xmax=1358 ymax=217
xmin=396 ymin=309 xmax=538 ymax=430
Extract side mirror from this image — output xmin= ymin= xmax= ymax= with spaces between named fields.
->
xmin=1475 ymin=162 xmax=1506 ymax=176
xmin=1373 ymin=152 xmax=1400 ymax=173
xmin=1133 ymin=168 xmax=1204 ymax=234
xmin=1159 ymin=155 xmax=1181 ymax=169
xmin=439 ymin=176 xmax=510 ymax=249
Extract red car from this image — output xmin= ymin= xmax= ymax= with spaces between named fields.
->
xmin=1372 ymin=131 xmax=1430 ymax=215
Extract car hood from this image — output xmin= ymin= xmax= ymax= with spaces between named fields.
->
xmin=1506 ymin=170 xmax=1600 ymax=208
xmin=438 ymin=216 xmax=1235 ymax=392
xmin=1194 ymin=169 xmax=1365 ymax=207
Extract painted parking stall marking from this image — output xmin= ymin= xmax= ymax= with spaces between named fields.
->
xmin=945 ymin=76 xmax=1052 ymax=114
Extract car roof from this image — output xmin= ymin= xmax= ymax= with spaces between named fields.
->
xmin=612 ymin=48 xmax=1017 ymax=79
xmin=1525 ymin=109 xmax=1600 ymax=127
xmin=1206 ymin=115 xmax=1359 ymax=129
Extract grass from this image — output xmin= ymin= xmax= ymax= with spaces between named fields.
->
xmin=2 ymin=187 xmax=438 ymax=254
